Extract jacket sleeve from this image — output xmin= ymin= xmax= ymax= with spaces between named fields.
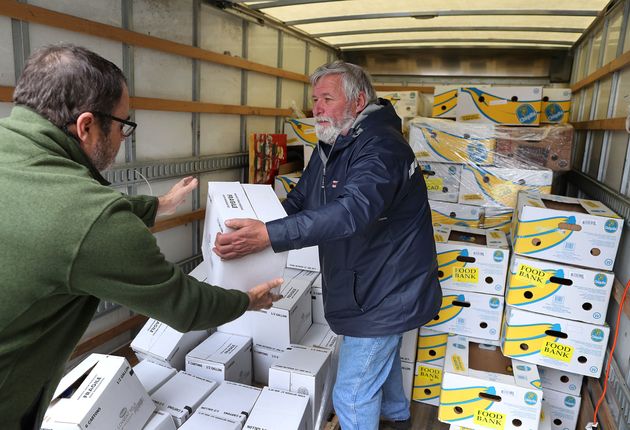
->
xmin=124 ymin=194 xmax=159 ymax=228
xmin=266 ymin=136 xmax=409 ymax=252
xmin=68 ymin=198 xmax=249 ymax=332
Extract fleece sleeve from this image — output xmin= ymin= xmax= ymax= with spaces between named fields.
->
xmin=124 ymin=194 xmax=159 ymax=227
xmin=266 ymin=136 xmax=409 ymax=252
xmin=69 ymin=198 xmax=249 ymax=332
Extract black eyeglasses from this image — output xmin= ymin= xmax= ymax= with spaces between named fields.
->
xmin=92 ymin=111 xmax=137 ymax=137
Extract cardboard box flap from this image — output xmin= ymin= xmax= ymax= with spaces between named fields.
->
xmin=519 ymin=191 xmax=621 ymax=218
xmin=433 ymin=224 xmax=509 ymax=248
xmin=52 ymin=353 xmax=103 ymax=400
xmin=272 ymin=344 xmax=330 ymax=376
xmin=272 ymin=277 xmax=312 ymax=311
xmin=187 ymin=333 xmax=250 ymax=365
xmin=208 ymin=182 xmax=258 ymax=230
xmin=282 ymin=267 xmax=320 ymax=286
xmin=242 ymin=184 xmax=288 ymax=222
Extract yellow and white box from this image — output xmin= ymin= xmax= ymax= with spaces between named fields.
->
xmin=502 ymin=307 xmax=610 ymax=377
xmin=511 ymin=192 xmax=623 ymax=271
xmin=457 ymin=86 xmax=542 ymax=126
xmin=413 ymin=361 xmax=443 ymax=406
xmin=538 ymin=366 xmax=583 ymax=397
xmin=542 ymin=387 xmax=580 ymax=430
xmin=420 ymin=161 xmax=462 ymax=203
xmin=438 ymin=336 xmax=543 ymax=430
xmin=285 ymin=118 xmax=317 ymax=147
xmin=541 ymin=88 xmax=571 ymax=124
xmin=429 ymin=200 xmax=483 ymax=229
xmin=203 ymin=182 xmax=288 ymax=293
xmin=432 ymin=85 xmax=459 ymax=118
xmin=482 ymin=207 xmax=514 ymax=236
xmin=409 ymin=117 xmax=495 ymax=164
xmin=131 ymin=319 xmax=209 ymax=371
xmin=423 ymin=287 xmax=504 ymax=341
xmin=151 ymin=372 xmax=218 ymax=427
xmin=505 ymin=255 xmax=614 ymax=325
xmin=417 ymin=328 xmax=449 ymax=366
xmin=377 ymin=90 xmax=419 ymax=118
xmin=42 ymin=354 xmax=155 ymax=430
xmin=186 ymin=331 xmax=253 ymax=385
xmin=274 ymin=173 xmax=300 ymax=200
xmin=458 ymin=165 xmax=553 ymax=209
xmin=434 ymin=224 xmax=510 ymax=295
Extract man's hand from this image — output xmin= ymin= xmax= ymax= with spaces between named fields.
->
xmin=213 ymin=218 xmax=271 ymax=260
xmin=157 ymin=176 xmax=198 ymax=217
xmin=247 ymin=278 xmax=284 ymax=310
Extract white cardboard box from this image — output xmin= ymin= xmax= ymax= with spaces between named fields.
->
xmin=287 ymin=246 xmax=320 ymax=272
xmin=202 ymin=182 xmax=288 ymax=293
xmin=538 ymin=365 xmax=583 ymax=396
xmin=511 ymin=192 xmax=623 ymax=271
xmin=186 ymin=331 xmax=252 ymax=385
xmin=505 ymin=255 xmax=613 ymax=324
xmin=413 ymin=361 xmax=443 ymax=406
xmin=131 ymin=319 xmax=209 ymax=370
xmin=42 ymin=354 xmax=154 ymax=430
xmin=252 ymin=343 xmax=285 ymax=385
xmin=458 ymin=165 xmax=553 ymax=209
xmin=311 ymin=274 xmax=326 ymax=324
xmin=268 ymin=344 xmax=331 ymax=430
xmin=151 ymin=371 xmax=218 ymax=427
xmin=133 ymin=359 xmax=177 ymax=395
xmin=194 ymin=381 xmax=261 ymax=426
xmin=438 ymin=336 xmax=543 ymax=430
xmin=401 ymin=360 xmax=414 ymax=401
xmin=429 ymin=200 xmax=483 ymax=229
xmin=251 ymin=275 xmax=312 ymax=350
xmin=434 ymin=224 xmax=510 ymax=295
xmin=502 ymin=306 xmax=610 ymax=377
xmin=456 ymin=86 xmax=542 ymax=126
xmin=180 ymin=412 xmax=241 ymax=429
xmin=401 ymin=328 xmax=419 ymax=364
xmin=217 ymin=311 xmax=255 ymax=338
xmin=424 ymin=288 xmax=504 ymax=341
xmin=299 ymin=323 xmax=338 ymax=351
xmin=419 ymin=161 xmax=462 ymax=203
xmin=244 ymin=387 xmax=311 ymax=430
xmin=417 ymin=328 xmax=449 ymax=366
xmin=142 ymin=411 xmax=176 ymax=430
xmin=542 ymin=387 xmax=580 ymax=430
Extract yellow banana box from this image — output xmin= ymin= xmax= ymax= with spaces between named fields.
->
xmin=439 ymin=335 xmax=543 ymax=430
xmin=538 ymin=365 xmax=583 ymax=396
xmin=408 ymin=117 xmax=495 ymax=164
xmin=511 ymin=192 xmax=623 ymax=271
xmin=505 ymin=255 xmax=613 ymax=325
xmin=541 ymin=88 xmax=571 ymax=124
xmin=456 ymin=86 xmax=542 ymax=126
xmin=482 ymin=207 xmax=514 ymax=236
xmin=432 ymin=86 xmax=459 ymax=118
xmin=450 ymin=405 xmax=550 ymax=430
xmin=283 ymin=118 xmax=317 ymax=168
xmin=541 ymin=387 xmax=580 ymax=430
xmin=413 ymin=362 xmax=443 ymax=406
xmin=458 ymin=165 xmax=553 ymax=209
xmin=377 ymin=90 xmax=419 ymax=118
xmin=434 ymin=224 xmax=510 ymax=296
xmin=429 ymin=201 xmax=483 ymax=229
xmin=418 ymin=328 xmax=449 ymax=366
xmin=424 ymin=287 xmax=504 ymax=341
xmin=501 ymin=307 xmax=610 ymax=377
xmin=273 ymin=173 xmax=301 ymax=201
xmin=420 ymin=162 xmax=462 ymax=203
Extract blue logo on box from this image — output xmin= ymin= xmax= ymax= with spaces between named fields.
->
xmin=591 ymin=329 xmax=605 ymax=342
xmin=524 ymin=392 xmax=538 ymax=405
xmin=493 ymin=251 xmax=504 ymax=262
xmin=516 ymin=104 xmax=538 ymax=124
xmin=489 ymin=298 xmax=501 ymax=309
xmin=605 ymin=219 xmax=619 ymax=233
xmin=545 ymin=103 xmax=565 ymax=122
xmin=564 ymin=396 xmax=576 ymax=408
xmin=594 ymin=274 xmax=608 ymax=287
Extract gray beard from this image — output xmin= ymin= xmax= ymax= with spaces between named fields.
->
xmin=315 ymin=116 xmax=355 ymax=144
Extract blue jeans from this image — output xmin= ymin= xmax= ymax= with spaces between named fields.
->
xmin=333 ymin=334 xmax=410 ymax=430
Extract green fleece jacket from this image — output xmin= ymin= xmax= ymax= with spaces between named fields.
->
xmin=0 ymin=107 xmax=249 ymax=428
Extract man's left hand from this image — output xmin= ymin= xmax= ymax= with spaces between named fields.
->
xmin=157 ymin=176 xmax=198 ymax=217
xmin=213 ymin=218 xmax=271 ymax=260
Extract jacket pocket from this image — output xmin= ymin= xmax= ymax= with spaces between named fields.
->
xmin=324 ymin=269 xmax=362 ymax=315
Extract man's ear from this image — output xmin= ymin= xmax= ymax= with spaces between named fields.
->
xmin=355 ymin=91 xmax=368 ymax=113
xmin=74 ymin=112 xmax=99 ymax=153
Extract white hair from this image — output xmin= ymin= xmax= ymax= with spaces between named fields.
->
xmin=310 ymin=60 xmax=377 ymax=104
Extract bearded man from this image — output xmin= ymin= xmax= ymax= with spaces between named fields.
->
xmin=214 ymin=60 xmax=441 ymax=430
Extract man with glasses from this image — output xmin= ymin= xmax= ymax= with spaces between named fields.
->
xmin=0 ymin=44 xmax=282 ymax=429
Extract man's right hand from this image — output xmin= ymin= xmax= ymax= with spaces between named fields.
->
xmin=247 ymin=278 xmax=284 ymax=310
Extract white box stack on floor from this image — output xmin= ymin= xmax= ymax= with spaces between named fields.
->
xmin=244 ymin=387 xmax=311 ymax=430
xmin=133 ymin=359 xmax=177 ymax=395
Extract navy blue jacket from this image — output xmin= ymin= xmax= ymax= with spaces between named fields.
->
xmin=266 ymin=99 xmax=441 ymax=336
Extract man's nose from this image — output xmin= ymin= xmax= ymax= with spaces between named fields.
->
xmin=313 ymin=101 xmax=323 ymax=116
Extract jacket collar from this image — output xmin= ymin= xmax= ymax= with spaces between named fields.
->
xmin=8 ymin=106 xmax=111 ymax=185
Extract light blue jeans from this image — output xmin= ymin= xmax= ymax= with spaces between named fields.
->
xmin=333 ymin=334 xmax=410 ymax=430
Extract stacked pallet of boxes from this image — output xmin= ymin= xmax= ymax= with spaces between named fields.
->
xmin=501 ymin=191 xmax=622 ymax=430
